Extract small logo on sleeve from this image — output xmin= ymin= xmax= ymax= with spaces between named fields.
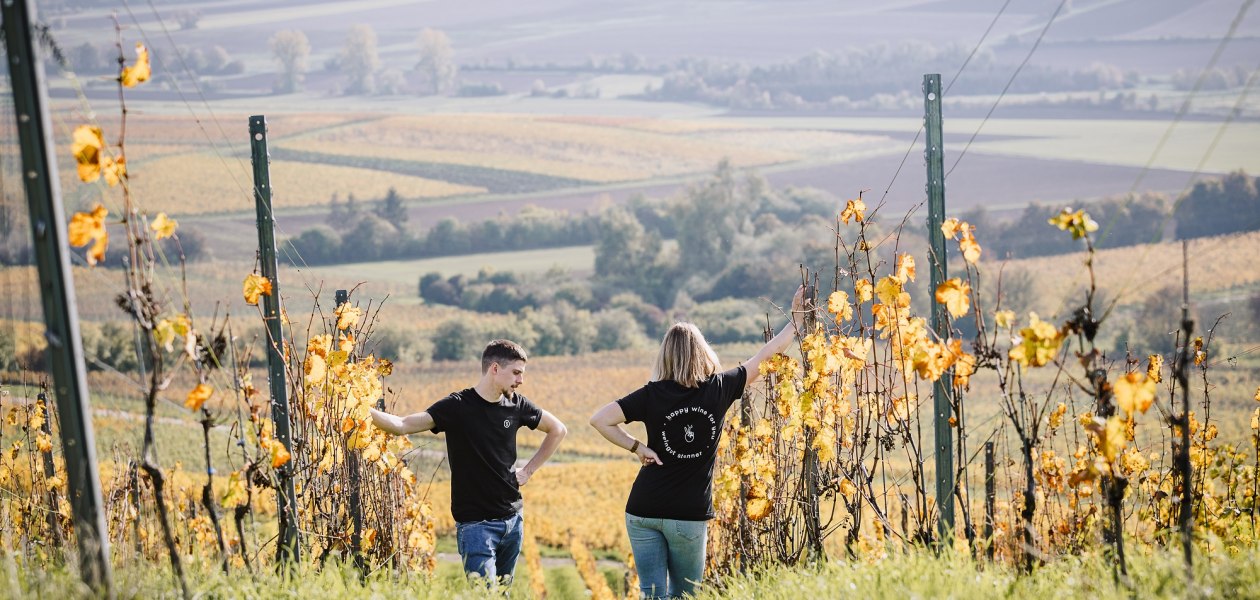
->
xmin=504 ymin=419 xmax=511 ymax=428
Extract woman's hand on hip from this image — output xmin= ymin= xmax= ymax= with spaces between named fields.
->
xmin=636 ymin=445 xmax=663 ymax=466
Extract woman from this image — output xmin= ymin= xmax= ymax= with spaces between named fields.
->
xmin=589 ymin=286 xmax=803 ymax=599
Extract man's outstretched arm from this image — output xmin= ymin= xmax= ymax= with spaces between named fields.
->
xmin=370 ymin=407 xmax=435 ymax=435
xmin=516 ymin=410 xmax=567 ymax=486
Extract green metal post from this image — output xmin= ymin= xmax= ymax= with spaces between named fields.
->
xmin=3 ymin=0 xmax=113 ymax=591
xmin=250 ymin=115 xmax=300 ymax=563
xmin=923 ymin=73 xmax=955 ymax=541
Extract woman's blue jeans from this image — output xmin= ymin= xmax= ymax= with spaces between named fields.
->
xmin=456 ymin=512 xmax=523 ymax=585
xmin=625 ymin=513 xmax=708 ymax=599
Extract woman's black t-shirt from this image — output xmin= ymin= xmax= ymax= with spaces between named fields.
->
xmin=427 ymin=388 xmax=543 ymax=523
xmin=617 ymin=366 xmax=747 ymax=521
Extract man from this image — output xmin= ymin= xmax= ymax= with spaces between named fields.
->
xmin=370 ymin=339 xmax=567 ymax=585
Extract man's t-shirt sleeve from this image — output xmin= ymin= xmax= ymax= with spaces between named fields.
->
xmin=719 ymin=366 xmax=748 ymax=410
xmin=517 ymin=395 xmax=544 ymax=430
xmin=616 ymin=385 xmax=651 ymax=423
xmin=426 ymin=394 xmax=459 ymax=434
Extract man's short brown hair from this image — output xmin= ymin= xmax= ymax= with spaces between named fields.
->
xmin=481 ymin=339 xmax=528 ymax=372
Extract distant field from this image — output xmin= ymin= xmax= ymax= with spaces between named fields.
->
xmin=274 ymin=114 xmax=804 ymax=184
xmin=309 ymin=245 xmax=597 ymax=286
xmin=95 ymin=154 xmax=482 ymax=216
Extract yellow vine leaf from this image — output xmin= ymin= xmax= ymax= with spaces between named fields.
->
xmin=1009 ymin=313 xmax=1064 ymax=368
xmin=378 ymin=358 xmax=394 ymax=377
xmin=875 ymin=276 xmax=902 ymax=306
xmin=895 ymin=254 xmax=916 ymax=283
xmin=953 ymin=350 xmax=976 ymax=389
xmin=71 ymin=125 xmax=125 ymax=186
xmin=994 ymin=310 xmax=1015 ymax=328
xmin=935 ymin=278 xmax=971 ymax=318
xmin=1147 ymin=354 xmax=1164 ymax=383
xmin=959 ymin=228 xmax=982 ymax=264
xmin=304 ymin=353 xmax=327 ymax=384
xmin=747 ymin=496 xmax=771 ymax=521
xmin=1192 ymin=337 xmax=1205 ymax=366
xmin=72 ymin=125 xmax=104 ymax=183
xmin=1254 ymin=386 xmax=1260 ymax=402
xmin=839 ymin=477 xmax=857 ymax=501
xmin=840 ymin=198 xmax=866 ymax=224
xmin=67 ymin=203 xmax=109 ymax=266
xmin=120 ymin=43 xmax=151 ymax=87
xmin=270 ymin=441 xmax=292 ymax=468
xmin=1088 ymin=416 xmax=1127 ymax=464
xmin=185 ymin=383 xmax=213 ymax=411
xmin=827 ymin=290 xmax=853 ymax=322
xmin=1113 ymin=372 xmax=1156 ymax=417
xmin=941 ymin=217 xmax=960 ymax=239
xmin=1048 ymin=208 xmax=1099 ymax=240
xmin=335 ymin=303 xmax=362 ymax=331
xmin=854 ymin=279 xmax=873 ymax=303
xmin=29 ymin=405 xmax=46 ymax=431
xmin=221 ymin=471 xmax=248 ymax=508
xmin=1048 ymin=403 xmax=1067 ymax=430
xmin=242 ymin=273 xmax=272 ymax=306
xmin=36 ymin=432 xmax=53 ymax=454
xmin=150 ymin=213 xmax=177 ymax=240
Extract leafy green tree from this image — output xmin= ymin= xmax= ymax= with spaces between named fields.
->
xmin=375 ymin=187 xmax=408 ymax=230
xmin=594 ymin=206 xmax=673 ymax=306
xmin=340 ymin=214 xmax=400 ymax=261
xmin=593 ymin=309 xmax=649 ymax=351
xmin=432 ymin=320 xmax=476 ymax=361
xmin=340 ymin=24 xmax=380 ymax=95
xmin=269 ymin=30 xmax=310 ymax=93
xmin=285 ymin=226 xmax=342 ymax=265
xmin=426 ymin=218 xmax=471 ymax=255
xmin=670 ymin=160 xmax=753 ymax=277
xmin=1174 ymin=171 xmax=1260 ymax=239
xmin=415 ymin=28 xmax=457 ymax=95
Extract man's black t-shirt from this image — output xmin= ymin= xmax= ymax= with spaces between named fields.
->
xmin=427 ymin=388 xmax=543 ymax=523
xmin=617 ymin=366 xmax=747 ymax=521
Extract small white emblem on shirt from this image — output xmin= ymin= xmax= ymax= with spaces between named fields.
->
xmin=504 ymin=419 xmax=511 ymax=428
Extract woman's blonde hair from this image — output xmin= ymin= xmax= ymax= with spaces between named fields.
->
xmin=652 ymin=322 xmax=721 ymax=388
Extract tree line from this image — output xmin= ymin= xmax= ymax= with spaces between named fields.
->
xmin=966 ymin=170 xmax=1260 ymax=260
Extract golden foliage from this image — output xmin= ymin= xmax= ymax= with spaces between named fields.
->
xmin=67 ymin=203 xmax=109 ymax=266
xmin=184 ymin=383 xmax=213 ymax=411
xmin=840 ymin=198 xmax=866 ymax=225
xmin=149 ymin=213 xmax=177 ymax=240
xmin=1113 ymin=372 xmax=1156 ymax=417
xmin=242 ymin=274 xmax=272 ymax=306
xmin=1047 ymin=208 xmax=1099 ymax=240
xmin=571 ymin=532 xmax=615 ymax=600
xmin=1008 ymin=313 xmax=1064 ymax=368
xmin=935 ymin=278 xmax=971 ymax=319
xmin=120 ymin=43 xmax=151 ymax=87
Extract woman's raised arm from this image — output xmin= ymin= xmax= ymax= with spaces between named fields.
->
xmin=741 ymin=285 xmax=805 ymax=385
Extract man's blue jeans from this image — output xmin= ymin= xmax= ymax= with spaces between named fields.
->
xmin=625 ymin=513 xmax=708 ymax=599
xmin=456 ymin=512 xmax=523 ymax=585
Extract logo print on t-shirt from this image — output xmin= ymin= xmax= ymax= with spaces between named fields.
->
xmin=503 ymin=419 xmax=511 ymax=428
xmin=661 ymin=406 xmax=717 ymax=460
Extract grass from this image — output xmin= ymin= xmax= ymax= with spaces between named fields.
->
xmin=4 ymin=543 xmax=1255 ymax=599
xmin=695 ymin=545 xmax=1260 ymax=600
